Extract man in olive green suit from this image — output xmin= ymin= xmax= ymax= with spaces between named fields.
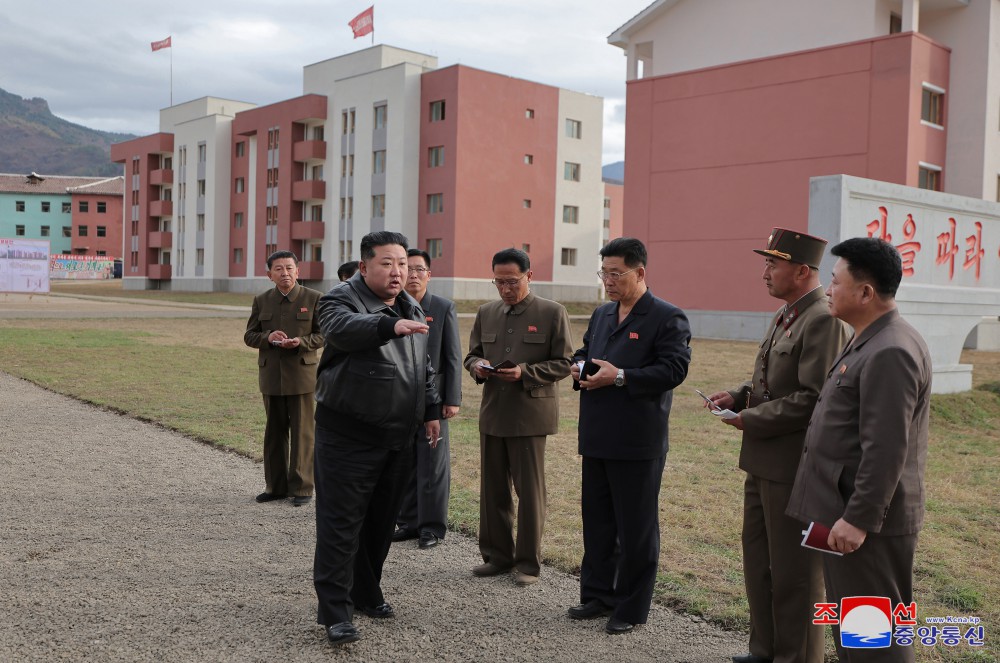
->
xmin=244 ymin=250 xmax=324 ymax=506
xmin=707 ymin=229 xmax=849 ymax=663
xmin=464 ymin=248 xmax=573 ymax=586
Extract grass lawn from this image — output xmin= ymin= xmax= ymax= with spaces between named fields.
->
xmin=1 ymin=307 xmax=996 ymax=661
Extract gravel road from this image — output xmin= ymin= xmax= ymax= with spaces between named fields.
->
xmin=0 ymin=294 xmax=746 ymax=662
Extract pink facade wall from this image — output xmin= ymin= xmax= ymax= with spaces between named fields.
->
xmin=604 ymin=181 xmax=624 ymax=242
xmin=420 ymin=66 xmax=559 ymax=280
xmin=71 ymin=194 xmax=124 ymax=258
xmin=111 ymin=133 xmax=174 ymax=279
xmin=232 ymin=94 xmax=327 ymax=278
xmin=624 ymin=32 xmax=950 ymax=313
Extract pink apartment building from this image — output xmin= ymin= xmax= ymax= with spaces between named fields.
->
xmin=610 ymin=0 xmax=993 ymax=336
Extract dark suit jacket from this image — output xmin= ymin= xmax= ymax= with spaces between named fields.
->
xmin=727 ymin=288 xmax=850 ymax=483
xmin=244 ymin=283 xmax=324 ymax=396
xmin=419 ymin=292 xmax=462 ymax=408
xmin=786 ymin=309 xmax=931 ymax=535
xmin=464 ymin=292 xmax=573 ymax=437
xmin=574 ymin=290 xmax=691 ymax=460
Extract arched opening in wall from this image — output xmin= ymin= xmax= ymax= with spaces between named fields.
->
xmin=964 ymin=316 xmax=1000 ymax=351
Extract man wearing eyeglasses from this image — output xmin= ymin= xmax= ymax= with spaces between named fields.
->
xmin=566 ymin=237 xmax=691 ymax=635
xmin=392 ymin=249 xmax=462 ymax=550
xmin=464 ymin=248 xmax=574 ymax=587
xmin=705 ymin=228 xmax=849 ymax=663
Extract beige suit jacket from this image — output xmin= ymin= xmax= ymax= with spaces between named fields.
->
xmin=464 ymin=292 xmax=573 ymax=437
xmin=244 ymin=283 xmax=324 ymax=396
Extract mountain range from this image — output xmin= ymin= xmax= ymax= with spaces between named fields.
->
xmin=0 ymin=88 xmax=135 ymax=178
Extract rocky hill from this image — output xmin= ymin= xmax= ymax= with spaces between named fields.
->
xmin=0 ymin=88 xmax=135 ymax=177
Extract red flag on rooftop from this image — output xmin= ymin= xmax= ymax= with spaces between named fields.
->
xmin=151 ymin=36 xmax=172 ymax=52
xmin=349 ymin=6 xmax=374 ymax=39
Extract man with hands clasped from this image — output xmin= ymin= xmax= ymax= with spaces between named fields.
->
xmin=567 ymin=237 xmax=691 ymax=635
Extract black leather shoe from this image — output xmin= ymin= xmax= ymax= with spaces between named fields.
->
xmin=732 ymin=656 xmax=773 ymax=663
xmin=326 ymin=622 xmax=359 ymax=645
xmin=567 ymin=599 xmax=612 ymax=620
xmin=605 ymin=617 xmax=634 ymax=634
xmin=292 ymin=495 xmax=312 ymax=507
xmin=418 ymin=531 xmax=440 ymax=549
xmin=255 ymin=492 xmax=286 ymax=503
xmin=392 ymin=527 xmax=417 ymax=542
xmin=359 ymin=602 xmax=394 ymax=619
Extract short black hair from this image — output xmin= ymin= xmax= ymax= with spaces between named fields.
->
xmin=492 ymin=248 xmax=530 ymax=273
xmin=830 ymin=237 xmax=902 ymax=297
xmin=600 ymin=237 xmax=647 ymax=268
xmin=266 ymin=250 xmax=297 ymax=269
xmin=407 ymin=248 xmax=431 ymax=269
xmin=360 ymin=231 xmax=409 ymax=261
xmin=336 ymin=261 xmax=359 ymax=280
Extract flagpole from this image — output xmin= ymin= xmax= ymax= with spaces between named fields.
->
xmin=170 ymin=44 xmax=174 ymax=106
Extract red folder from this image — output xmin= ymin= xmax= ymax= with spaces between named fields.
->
xmin=800 ymin=521 xmax=844 ymax=556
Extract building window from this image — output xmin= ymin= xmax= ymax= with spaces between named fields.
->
xmin=427 ymin=193 xmax=444 ymax=214
xmin=522 ymin=243 xmax=531 ymax=253
xmin=97 ymin=201 xmax=107 ymax=213
xmin=311 ymin=206 xmax=323 ymax=222
xmin=374 ymin=104 xmax=387 ymax=129
xmin=235 ymin=141 xmax=245 ymax=157
xmin=566 ymin=119 xmax=582 ymax=139
xmin=79 ymin=225 xmax=89 ymax=237
xmin=430 ymin=100 xmax=446 ymax=122
xmin=79 ymin=201 xmax=90 ymax=213
xmin=196 ymin=249 xmax=205 ymax=266
xmin=563 ymin=205 xmax=579 ymax=224
xmin=561 ymin=247 xmax=577 ymax=266
xmin=342 ymin=111 xmax=349 ymax=135
xmin=523 ymin=199 xmax=532 ymax=209
xmin=234 ymin=248 xmax=244 ymax=264
xmin=198 ymin=180 xmax=207 ymax=196
xmin=524 ymin=154 xmax=534 ymax=165
xmin=235 ymin=177 xmax=245 ymax=194
xmin=234 ymin=212 xmax=244 ymax=228
xmin=311 ymin=164 xmax=323 ymax=180
xmin=427 ymin=238 xmax=443 ymax=259
xmin=312 ymin=126 xmax=325 ymax=141
xmin=373 ymin=150 xmax=386 ymax=174
xmin=525 ymin=108 xmax=535 ymax=119
xmin=15 ymin=224 xmax=25 ymax=236
xmin=349 ymin=110 xmax=356 ymax=134
xmin=197 ymin=214 xmax=205 ymax=231
xmin=40 ymin=225 xmax=50 ymax=237
xmin=62 ymin=202 xmax=71 ymax=213
xmin=41 ymin=201 xmax=50 ymax=212
xmin=564 ymin=162 xmax=581 ymax=182
xmin=428 ymin=146 xmax=444 ymax=168
xmin=918 ymin=164 xmax=942 ymax=191
xmin=889 ymin=12 xmax=902 ymax=34
xmin=15 ymin=200 xmax=25 ymax=212
xmin=97 ymin=226 xmax=107 ymax=237
xmin=62 ymin=226 xmax=71 ymax=238
xmin=198 ymin=144 xmax=207 ymax=162
xmin=96 ymin=250 xmax=106 ymax=256
xmin=921 ymin=85 xmax=944 ymax=126
xmin=372 ymin=194 xmax=385 ymax=218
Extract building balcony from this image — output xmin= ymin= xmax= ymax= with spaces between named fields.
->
xmin=150 ymin=169 xmax=174 ymax=185
xmin=292 ymin=180 xmax=326 ymax=201
xmin=297 ymin=261 xmax=324 ymax=281
xmin=149 ymin=199 xmax=173 ymax=217
xmin=148 ymin=231 xmax=173 ymax=249
xmin=291 ymin=221 xmax=325 ymax=240
xmin=148 ymin=263 xmax=172 ymax=280
xmin=293 ymin=140 xmax=327 ymax=162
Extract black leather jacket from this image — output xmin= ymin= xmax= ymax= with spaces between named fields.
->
xmin=315 ymin=273 xmax=440 ymax=440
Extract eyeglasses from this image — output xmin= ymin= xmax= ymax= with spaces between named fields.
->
xmin=596 ymin=268 xmax=637 ymax=282
xmin=407 ymin=267 xmax=429 ymax=274
xmin=492 ymin=275 xmax=527 ymax=288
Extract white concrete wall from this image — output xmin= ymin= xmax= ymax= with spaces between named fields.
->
xmin=553 ymin=89 xmax=605 ymax=286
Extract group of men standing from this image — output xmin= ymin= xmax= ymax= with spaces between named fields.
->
xmin=245 ymin=228 xmax=931 ymax=661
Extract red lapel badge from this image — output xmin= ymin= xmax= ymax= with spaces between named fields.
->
xmin=629 ymin=332 xmax=639 ymax=340
xmin=839 ymin=364 xmax=848 ymax=374
xmin=528 ymin=325 xmax=538 ymax=332
xmin=300 ymin=307 xmax=308 ymax=312
xmin=426 ymin=316 xmax=434 ymax=322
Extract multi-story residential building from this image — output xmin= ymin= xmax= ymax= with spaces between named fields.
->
xmin=0 ymin=172 xmax=123 ymax=257
xmin=608 ymin=0 xmax=995 ymax=335
xmin=111 ymin=45 xmax=605 ymax=299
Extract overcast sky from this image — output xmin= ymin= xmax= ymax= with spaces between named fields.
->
xmin=0 ymin=1 xmax=652 ymax=165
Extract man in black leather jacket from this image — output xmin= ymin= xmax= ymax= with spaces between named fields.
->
xmin=312 ymin=231 xmax=441 ymax=647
